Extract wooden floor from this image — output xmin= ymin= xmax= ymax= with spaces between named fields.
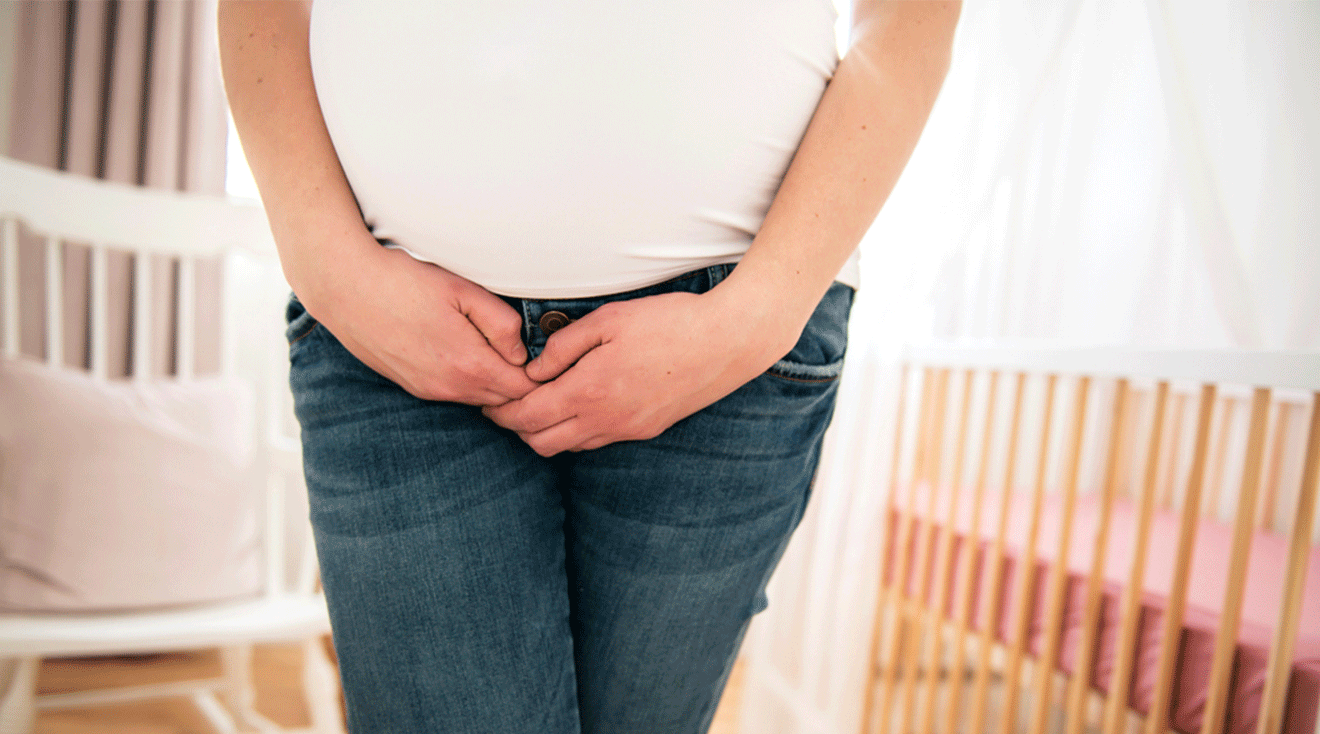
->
xmin=34 ymin=639 xmax=746 ymax=734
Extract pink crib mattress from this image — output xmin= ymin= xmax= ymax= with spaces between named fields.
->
xmin=883 ymin=489 xmax=1320 ymax=734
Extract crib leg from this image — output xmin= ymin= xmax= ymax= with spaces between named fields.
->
xmin=0 ymin=657 xmax=38 ymax=734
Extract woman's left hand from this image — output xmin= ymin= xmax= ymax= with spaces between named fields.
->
xmin=484 ymin=0 xmax=964 ymax=455
xmin=482 ymin=288 xmax=798 ymax=456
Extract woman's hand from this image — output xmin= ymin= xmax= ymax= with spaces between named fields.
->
xmin=219 ymin=3 xmax=535 ymax=406
xmin=305 ymin=242 xmax=539 ymax=406
xmin=481 ymin=284 xmax=800 ymax=456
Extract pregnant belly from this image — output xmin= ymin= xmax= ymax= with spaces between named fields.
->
xmin=310 ymin=0 xmax=839 ymax=297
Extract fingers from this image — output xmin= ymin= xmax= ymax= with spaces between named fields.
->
xmin=398 ymin=312 xmax=537 ymax=404
xmin=466 ymin=349 xmax=540 ymax=402
xmin=402 ymin=352 xmax=534 ymax=405
xmin=525 ymin=318 xmax=606 ymax=383
xmin=482 ymin=379 xmax=575 ymax=434
xmin=460 ymin=287 xmax=528 ymax=366
xmin=518 ymin=418 xmax=590 ymax=457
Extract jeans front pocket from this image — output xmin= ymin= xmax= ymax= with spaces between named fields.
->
xmin=764 ymin=281 xmax=854 ymax=383
xmin=285 ymin=293 xmax=320 ymax=347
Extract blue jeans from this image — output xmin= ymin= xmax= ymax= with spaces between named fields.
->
xmin=286 ymin=264 xmax=852 ymax=733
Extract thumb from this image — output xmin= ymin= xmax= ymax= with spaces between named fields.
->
xmin=526 ymin=320 xmax=605 ymax=382
xmin=461 ymin=291 xmax=528 ymax=366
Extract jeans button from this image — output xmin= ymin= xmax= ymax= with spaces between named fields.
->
xmin=539 ymin=311 xmax=572 ymax=335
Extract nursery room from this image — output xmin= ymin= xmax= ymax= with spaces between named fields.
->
xmin=0 ymin=1 xmax=1317 ymax=734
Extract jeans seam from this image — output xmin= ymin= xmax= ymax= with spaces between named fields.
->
xmin=521 ymin=298 xmax=534 ymax=345
xmin=763 ymin=370 xmax=841 ymax=384
xmin=289 ymin=322 xmax=320 ymax=345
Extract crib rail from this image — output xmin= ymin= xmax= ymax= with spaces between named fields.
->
xmin=861 ymin=346 xmax=1320 ymax=734
xmin=0 ymin=157 xmax=275 ymax=378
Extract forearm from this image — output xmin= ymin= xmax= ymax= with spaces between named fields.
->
xmin=217 ymin=0 xmax=378 ymax=316
xmin=716 ymin=1 xmax=960 ymax=342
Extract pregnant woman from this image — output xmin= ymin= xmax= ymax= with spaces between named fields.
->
xmin=219 ymin=2 xmax=958 ymax=732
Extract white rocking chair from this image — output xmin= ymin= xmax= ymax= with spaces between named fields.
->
xmin=0 ymin=156 xmax=343 ymax=734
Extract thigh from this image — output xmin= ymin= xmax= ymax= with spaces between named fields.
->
xmin=286 ymin=297 xmax=580 ymax=734
xmin=563 ymin=283 xmax=853 ymax=734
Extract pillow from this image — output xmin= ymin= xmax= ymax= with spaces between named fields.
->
xmin=0 ymin=358 xmax=262 ymax=611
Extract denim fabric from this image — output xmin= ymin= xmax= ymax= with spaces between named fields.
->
xmin=285 ymin=264 xmax=853 ymax=734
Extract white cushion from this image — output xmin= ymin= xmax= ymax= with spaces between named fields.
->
xmin=0 ymin=358 xmax=263 ymax=611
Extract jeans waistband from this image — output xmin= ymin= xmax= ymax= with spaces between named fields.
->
xmin=500 ymin=263 xmax=737 ymax=356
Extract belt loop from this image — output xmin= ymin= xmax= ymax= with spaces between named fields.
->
xmin=708 ymin=263 xmax=727 ymax=290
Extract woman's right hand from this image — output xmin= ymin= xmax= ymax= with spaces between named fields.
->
xmin=301 ymin=239 xmax=538 ymax=406
xmin=218 ymin=3 xmax=534 ymax=406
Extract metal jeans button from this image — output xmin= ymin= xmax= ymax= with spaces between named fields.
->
xmin=538 ymin=311 xmax=572 ymax=335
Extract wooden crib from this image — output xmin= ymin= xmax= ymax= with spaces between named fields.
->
xmin=859 ymin=348 xmax=1320 ymax=734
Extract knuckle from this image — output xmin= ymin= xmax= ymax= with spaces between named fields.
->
xmin=450 ymin=354 xmax=483 ymax=378
xmin=499 ymin=308 xmax=523 ymax=332
xmin=618 ymin=415 xmax=660 ymax=442
xmin=528 ymin=437 xmax=557 ymax=457
xmin=414 ymin=379 xmax=452 ymax=403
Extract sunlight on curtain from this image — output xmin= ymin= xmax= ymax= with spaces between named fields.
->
xmin=740 ymin=3 xmax=1320 ymax=733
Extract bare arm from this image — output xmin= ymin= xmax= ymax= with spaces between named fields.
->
xmin=718 ymin=0 xmax=961 ymax=335
xmin=486 ymin=0 xmax=961 ymax=455
xmin=218 ymin=1 xmax=536 ymax=405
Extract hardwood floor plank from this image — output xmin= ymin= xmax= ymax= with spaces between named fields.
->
xmin=35 ymin=641 xmax=745 ymax=733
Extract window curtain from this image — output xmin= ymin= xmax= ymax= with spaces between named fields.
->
xmin=738 ymin=2 xmax=1320 ymax=733
xmin=4 ymin=0 xmax=228 ymax=377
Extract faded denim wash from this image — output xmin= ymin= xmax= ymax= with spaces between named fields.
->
xmin=285 ymin=264 xmax=852 ymax=733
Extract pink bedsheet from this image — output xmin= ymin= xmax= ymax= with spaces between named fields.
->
xmin=883 ymin=488 xmax=1320 ymax=734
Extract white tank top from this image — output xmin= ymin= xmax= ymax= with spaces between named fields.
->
xmin=310 ymin=1 xmax=861 ymax=298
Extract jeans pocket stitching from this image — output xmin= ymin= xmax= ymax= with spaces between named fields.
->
xmin=764 ymin=357 xmax=845 ymax=383
xmin=288 ymin=317 xmax=321 ymax=346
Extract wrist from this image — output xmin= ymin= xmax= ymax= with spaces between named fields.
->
xmin=278 ymin=223 xmax=387 ymax=326
xmin=704 ymin=266 xmax=821 ymax=365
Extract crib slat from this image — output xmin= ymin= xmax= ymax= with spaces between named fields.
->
xmin=898 ymin=368 xmax=951 ymax=733
xmin=218 ymin=258 xmax=234 ymax=379
xmin=1103 ymin=381 xmax=1170 ymax=734
xmin=1259 ymin=403 xmax=1290 ymax=531
xmin=1028 ymin=376 xmax=1091 ymax=734
xmin=998 ymin=374 xmax=1059 ymax=734
xmin=1117 ymin=387 xmax=1142 ymax=499
xmin=132 ymin=253 xmax=151 ymax=381
xmin=1254 ymin=392 xmax=1320 ymax=734
xmin=1144 ymin=384 xmax=1217 ymax=734
xmin=918 ymin=369 xmax=976 ymax=734
xmin=942 ymin=371 xmax=1000 ymax=734
xmin=872 ymin=368 xmax=934 ymax=734
xmin=876 ymin=368 xmax=937 ymax=734
xmin=89 ymin=245 xmax=108 ymax=380
xmin=969 ymin=371 xmax=1028 ymax=734
xmin=1063 ymin=379 xmax=1131 ymax=734
xmin=861 ymin=366 xmax=910 ymax=734
xmin=177 ymin=257 xmax=195 ymax=379
xmin=1206 ymin=396 xmax=1237 ymax=519
xmin=44 ymin=236 xmax=62 ymax=368
xmin=1159 ymin=392 xmax=1186 ymax=510
xmin=2 ymin=218 xmax=18 ymax=358
xmin=1198 ymin=387 xmax=1271 ymax=734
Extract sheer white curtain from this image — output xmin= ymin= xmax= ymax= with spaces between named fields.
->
xmin=738 ymin=2 xmax=1320 ymax=732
